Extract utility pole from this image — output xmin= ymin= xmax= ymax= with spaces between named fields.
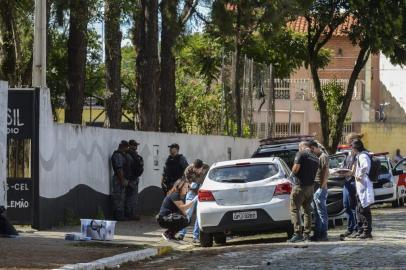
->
xmin=32 ymin=0 xmax=47 ymax=87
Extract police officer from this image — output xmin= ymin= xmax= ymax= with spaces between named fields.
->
xmin=126 ymin=140 xmax=144 ymax=220
xmin=111 ymin=140 xmax=131 ymax=221
xmin=161 ymin=143 xmax=188 ymax=194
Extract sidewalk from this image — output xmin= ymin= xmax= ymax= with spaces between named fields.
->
xmin=0 ymin=216 xmax=195 ymax=269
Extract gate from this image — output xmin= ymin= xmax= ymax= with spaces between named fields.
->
xmin=6 ymin=88 xmax=39 ymax=225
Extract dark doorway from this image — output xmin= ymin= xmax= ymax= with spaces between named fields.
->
xmin=6 ymin=88 xmax=39 ymax=225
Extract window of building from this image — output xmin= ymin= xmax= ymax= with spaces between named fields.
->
xmin=274 ymin=79 xmax=290 ymax=99
xmin=275 ymin=123 xmax=301 ymax=137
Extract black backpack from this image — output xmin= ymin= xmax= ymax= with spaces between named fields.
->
xmin=368 ymin=155 xmax=381 ymax=182
xmin=357 ymin=152 xmax=380 ymax=182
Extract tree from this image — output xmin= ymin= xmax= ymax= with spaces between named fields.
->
xmin=65 ymin=0 xmax=89 ymax=124
xmin=175 ymin=34 xmax=223 ymax=134
xmin=133 ymin=0 xmax=160 ymax=131
xmin=304 ymin=0 xmax=406 ymax=152
xmin=210 ymin=0 xmax=310 ymax=137
xmin=159 ymin=0 xmax=199 ymax=132
xmin=0 ymin=0 xmax=33 ymax=86
xmin=0 ymin=0 xmax=17 ymax=85
xmin=104 ymin=0 xmax=122 ymax=128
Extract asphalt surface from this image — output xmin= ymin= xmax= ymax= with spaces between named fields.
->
xmin=124 ymin=206 xmax=406 ymax=270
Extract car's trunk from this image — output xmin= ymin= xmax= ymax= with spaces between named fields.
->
xmin=212 ymin=184 xmax=276 ymax=206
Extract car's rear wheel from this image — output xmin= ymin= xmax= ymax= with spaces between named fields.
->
xmin=200 ymin=230 xmax=213 ymax=247
xmin=214 ymin=233 xmax=227 ymax=245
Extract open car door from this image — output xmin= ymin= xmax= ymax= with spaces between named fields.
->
xmin=393 ymin=158 xmax=406 ymax=203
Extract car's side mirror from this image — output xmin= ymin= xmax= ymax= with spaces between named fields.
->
xmin=393 ymin=169 xmax=403 ymax=176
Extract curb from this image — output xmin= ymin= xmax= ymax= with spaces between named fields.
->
xmin=56 ymin=248 xmax=158 ymax=270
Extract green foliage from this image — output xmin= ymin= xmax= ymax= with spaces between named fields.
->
xmin=121 ymin=45 xmax=137 ymax=114
xmin=47 ymin=27 xmax=68 ymax=114
xmin=243 ymin=28 xmax=309 ymax=78
xmin=314 ymin=80 xmax=351 ymax=140
xmin=175 ymin=34 xmax=223 ymax=134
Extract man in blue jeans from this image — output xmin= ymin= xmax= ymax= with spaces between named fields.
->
xmin=342 ymin=178 xmax=358 ymax=237
xmin=310 ymin=141 xmax=329 ymax=241
xmin=177 ymin=159 xmax=209 ymax=242
xmin=178 ymin=182 xmax=200 ymax=241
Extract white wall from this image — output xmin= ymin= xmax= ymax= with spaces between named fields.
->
xmin=38 ymin=88 xmax=259 ymax=199
xmin=0 ymin=81 xmax=8 ymax=206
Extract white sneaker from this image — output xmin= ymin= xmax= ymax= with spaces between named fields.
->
xmin=162 ymin=232 xmax=171 ymax=241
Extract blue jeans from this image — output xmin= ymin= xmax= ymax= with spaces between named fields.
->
xmin=313 ymin=187 xmax=328 ymax=237
xmin=343 ymin=181 xmax=357 ymax=232
xmin=178 ymin=191 xmax=199 ymax=239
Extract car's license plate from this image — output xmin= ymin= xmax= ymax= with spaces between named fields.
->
xmin=232 ymin=211 xmax=257 ymax=221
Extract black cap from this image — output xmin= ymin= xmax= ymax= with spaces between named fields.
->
xmin=194 ymin=159 xmax=203 ymax=168
xmin=119 ymin=140 xmax=129 ymax=148
xmin=308 ymin=140 xmax=319 ymax=148
xmin=129 ymin=140 xmax=140 ymax=146
xmin=168 ymin=143 xmax=180 ymax=150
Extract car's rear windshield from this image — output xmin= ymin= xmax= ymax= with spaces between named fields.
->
xmin=208 ymin=163 xmax=279 ymax=183
xmin=252 ymin=150 xmax=297 ymax=168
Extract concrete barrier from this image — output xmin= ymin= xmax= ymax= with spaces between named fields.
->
xmin=37 ymin=88 xmax=259 ymax=228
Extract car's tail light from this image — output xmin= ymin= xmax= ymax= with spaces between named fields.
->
xmin=198 ymin=190 xmax=215 ymax=202
xmin=274 ymin=181 xmax=292 ymax=196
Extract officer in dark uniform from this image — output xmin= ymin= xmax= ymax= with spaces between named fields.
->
xmin=126 ymin=140 xmax=144 ymax=220
xmin=111 ymin=140 xmax=131 ymax=221
xmin=0 ymin=206 xmax=18 ymax=237
xmin=161 ymin=143 xmax=188 ymax=194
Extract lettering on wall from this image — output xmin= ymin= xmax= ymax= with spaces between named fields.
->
xmin=7 ymin=109 xmax=25 ymax=135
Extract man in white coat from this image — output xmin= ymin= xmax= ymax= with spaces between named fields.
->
xmin=351 ymin=139 xmax=374 ymax=239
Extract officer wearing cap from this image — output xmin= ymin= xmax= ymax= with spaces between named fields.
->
xmin=111 ymin=140 xmax=131 ymax=221
xmin=161 ymin=143 xmax=188 ymax=194
xmin=125 ymin=140 xmax=144 ymax=220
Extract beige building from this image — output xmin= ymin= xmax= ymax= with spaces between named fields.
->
xmin=252 ymin=17 xmax=381 ymax=140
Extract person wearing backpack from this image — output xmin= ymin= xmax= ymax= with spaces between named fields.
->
xmin=126 ymin=140 xmax=144 ymax=221
xmin=351 ymin=139 xmax=375 ymax=239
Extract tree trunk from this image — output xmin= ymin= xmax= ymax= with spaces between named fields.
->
xmin=104 ymin=0 xmax=122 ymax=128
xmin=134 ymin=0 xmax=160 ymax=131
xmin=160 ymin=0 xmax=179 ymax=132
xmin=310 ymin=61 xmax=330 ymax=149
xmin=0 ymin=0 xmax=17 ymax=86
xmin=330 ymin=47 xmax=370 ymax=151
xmin=232 ymin=9 xmax=242 ymax=137
xmin=65 ymin=0 xmax=88 ymax=124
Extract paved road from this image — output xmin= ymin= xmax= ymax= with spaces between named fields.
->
xmin=125 ymin=207 xmax=406 ymax=270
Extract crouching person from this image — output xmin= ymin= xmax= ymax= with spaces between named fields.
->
xmin=157 ymin=179 xmax=196 ymax=241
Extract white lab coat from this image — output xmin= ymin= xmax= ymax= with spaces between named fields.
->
xmin=355 ymin=152 xmax=375 ymax=208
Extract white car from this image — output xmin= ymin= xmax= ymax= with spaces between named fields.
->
xmin=197 ymin=157 xmax=293 ymax=247
xmin=375 ymin=155 xmax=406 ymax=207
